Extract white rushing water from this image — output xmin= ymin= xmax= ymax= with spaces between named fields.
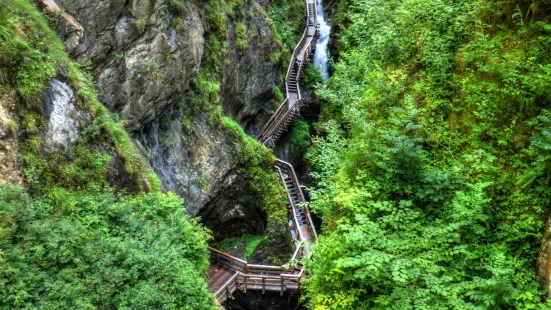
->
xmin=314 ymin=0 xmax=331 ymax=81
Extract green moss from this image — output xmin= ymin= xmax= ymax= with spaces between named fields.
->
xmin=272 ymin=84 xmax=285 ymax=109
xmin=172 ymin=17 xmax=185 ymax=33
xmin=168 ymin=0 xmax=185 ymax=11
xmin=235 ymin=22 xmax=248 ymax=54
xmin=212 ymin=233 xmax=263 ymax=260
xmin=6 ymin=119 xmax=17 ymax=137
xmin=0 ymin=0 xmax=161 ymax=193
xmin=135 ymin=15 xmax=147 ymax=32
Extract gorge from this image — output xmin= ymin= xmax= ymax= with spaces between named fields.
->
xmin=3 ymin=0 xmax=551 ymax=309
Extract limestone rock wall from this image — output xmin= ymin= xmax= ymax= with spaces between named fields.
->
xmin=220 ymin=0 xmax=282 ymax=135
xmin=40 ymin=0 xmax=289 ymax=246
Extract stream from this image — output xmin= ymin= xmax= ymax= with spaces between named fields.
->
xmin=313 ymin=0 xmax=331 ymax=81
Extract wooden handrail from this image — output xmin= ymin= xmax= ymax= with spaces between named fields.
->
xmin=258 ymin=98 xmax=289 ymax=142
xmin=209 ymin=247 xmax=248 ymax=264
xmin=246 ymin=264 xmax=285 ymax=270
xmin=291 ymin=244 xmax=303 ymax=261
xmin=275 ymin=166 xmax=306 ymax=242
xmin=208 ymin=0 xmax=319 ymax=302
xmin=276 ymin=164 xmax=310 ymax=252
xmin=276 ymin=159 xmax=319 ymax=243
xmin=214 ymin=272 xmax=238 ymax=298
xmin=276 ymin=159 xmax=306 ymax=202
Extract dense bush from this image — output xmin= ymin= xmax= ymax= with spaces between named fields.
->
xmin=0 ymin=185 xmax=214 ymax=309
xmin=304 ymin=0 xmax=551 ymax=308
xmin=289 ymin=119 xmax=311 ymax=161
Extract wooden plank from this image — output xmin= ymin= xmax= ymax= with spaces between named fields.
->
xmin=209 ymin=247 xmax=248 ymax=264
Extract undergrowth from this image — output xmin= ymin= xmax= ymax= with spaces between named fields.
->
xmin=212 ymin=233 xmax=263 ymax=260
xmin=0 ymin=0 xmax=160 ymax=193
xmin=304 ymin=0 xmax=551 ymax=308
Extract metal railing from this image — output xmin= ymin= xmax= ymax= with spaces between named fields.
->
xmin=208 ymin=0 xmax=319 ymax=304
xmin=257 ymin=0 xmax=318 ymax=146
xmin=276 ymin=159 xmax=318 ymax=242
xmin=209 ymin=245 xmax=307 ymax=302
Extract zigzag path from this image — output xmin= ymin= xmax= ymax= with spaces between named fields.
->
xmin=206 ymin=0 xmax=319 ymax=305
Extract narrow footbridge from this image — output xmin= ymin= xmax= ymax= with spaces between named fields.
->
xmin=207 ymin=160 xmax=317 ymax=304
xmin=256 ymin=0 xmax=318 ymax=147
xmin=207 ymin=0 xmax=318 ymax=304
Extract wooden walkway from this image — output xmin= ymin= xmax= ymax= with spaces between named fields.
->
xmin=207 ymin=0 xmax=319 ymax=305
xmin=257 ymin=0 xmax=318 ymax=147
xmin=207 ymin=160 xmax=317 ymax=305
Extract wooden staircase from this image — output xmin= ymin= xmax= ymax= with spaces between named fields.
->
xmin=208 ymin=0 xmax=319 ymax=306
xmin=257 ymin=0 xmax=318 ymax=148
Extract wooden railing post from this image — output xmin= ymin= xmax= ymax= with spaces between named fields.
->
xmin=209 ymin=0 xmax=319 ymax=300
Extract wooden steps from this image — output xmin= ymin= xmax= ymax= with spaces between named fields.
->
xmin=256 ymin=0 xmax=318 ymax=147
xmin=208 ymin=0 xmax=320 ymax=305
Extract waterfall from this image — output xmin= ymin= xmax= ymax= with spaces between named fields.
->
xmin=313 ymin=0 xmax=331 ymax=81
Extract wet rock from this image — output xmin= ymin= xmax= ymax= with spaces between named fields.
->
xmin=37 ymin=0 xmax=84 ymax=52
xmin=135 ymin=108 xmax=268 ymax=237
xmin=221 ymin=0 xmax=282 ymax=136
xmin=41 ymin=79 xmax=83 ymax=152
xmin=50 ymin=0 xmax=204 ymax=131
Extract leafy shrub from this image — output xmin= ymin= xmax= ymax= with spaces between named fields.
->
xmin=301 ymin=63 xmax=323 ymax=89
xmin=289 ymin=119 xmax=311 ymax=161
xmin=168 ymin=0 xmax=185 ymax=11
xmin=0 ymin=185 xmax=214 ymax=309
xmin=213 ymin=233 xmax=263 ymax=260
xmin=235 ymin=22 xmax=248 ymax=54
xmin=304 ymin=0 xmax=551 ymax=308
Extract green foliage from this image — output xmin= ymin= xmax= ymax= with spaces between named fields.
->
xmin=172 ymin=17 xmax=184 ymax=33
xmin=304 ymin=0 xmax=551 ymax=308
xmin=168 ymin=0 xmax=186 ymax=11
xmin=235 ymin=22 xmax=248 ymax=54
xmin=267 ymin=0 xmax=304 ymax=64
xmin=289 ymin=119 xmax=311 ymax=161
xmin=0 ymin=0 xmax=65 ymax=103
xmin=0 ymin=0 xmax=161 ymax=193
xmin=135 ymin=15 xmax=147 ymax=32
xmin=273 ymin=84 xmax=284 ymax=102
xmin=0 ymin=185 xmax=214 ymax=309
xmin=272 ymin=84 xmax=285 ymax=109
xmin=301 ymin=63 xmax=323 ymax=89
xmin=213 ymin=233 xmax=263 ymax=260
xmin=6 ymin=119 xmax=17 ymax=136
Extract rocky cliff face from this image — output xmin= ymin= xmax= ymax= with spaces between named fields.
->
xmin=220 ymin=0 xmax=282 ymax=135
xmin=39 ymin=0 xmax=291 ymax=254
xmin=42 ymin=0 xmax=204 ymax=131
xmin=0 ymin=92 xmax=22 ymax=186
